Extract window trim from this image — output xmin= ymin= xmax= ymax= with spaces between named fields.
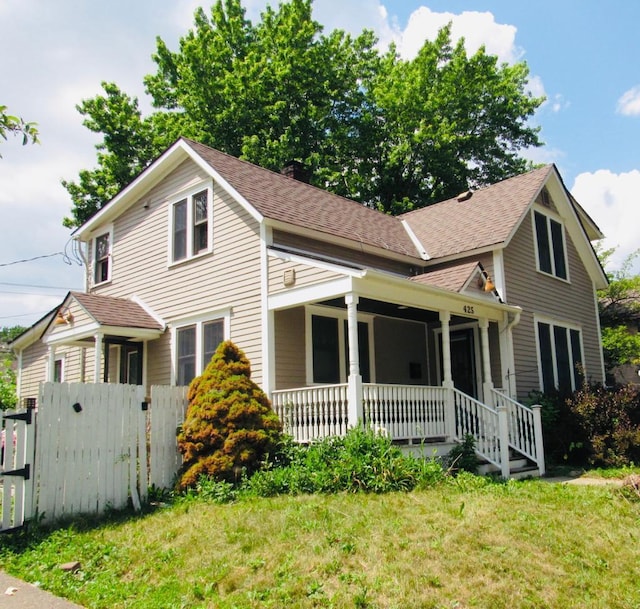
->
xmin=53 ymin=356 xmax=65 ymax=383
xmin=534 ymin=315 xmax=584 ymax=393
xmin=171 ymin=309 xmax=230 ymax=385
xmin=167 ymin=182 xmax=213 ymax=266
xmin=304 ymin=305 xmax=375 ymax=385
xmin=91 ymin=225 xmax=114 ymax=286
xmin=532 ymin=207 xmax=570 ymax=282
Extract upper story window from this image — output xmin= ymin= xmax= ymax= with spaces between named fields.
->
xmin=174 ymin=312 xmax=228 ymax=386
xmin=171 ymin=187 xmax=212 ymax=264
xmin=536 ymin=320 xmax=583 ymax=394
xmin=92 ymin=228 xmax=112 ymax=285
xmin=534 ymin=210 xmax=568 ymax=280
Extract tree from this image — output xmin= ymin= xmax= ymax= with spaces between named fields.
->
xmin=0 ymin=105 xmax=39 ymax=157
xmin=597 ymin=248 xmax=640 ymax=376
xmin=0 ymin=357 xmax=17 ymax=410
xmin=176 ymin=340 xmax=282 ymax=490
xmin=63 ymin=0 xmax=544 ymax=227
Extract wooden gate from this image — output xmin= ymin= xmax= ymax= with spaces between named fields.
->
xmin=1 ymin=406 xmax=36 ymax=533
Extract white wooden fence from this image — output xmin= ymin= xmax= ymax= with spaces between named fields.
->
xmin=0 ymin=383 xmax=188 ymax=530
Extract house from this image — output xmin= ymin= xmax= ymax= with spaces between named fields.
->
xmin=10 ymin=138 xmax=608 ymax=477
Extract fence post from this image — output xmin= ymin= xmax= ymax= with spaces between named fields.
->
xmin=497 ymin=405 xmax=510 ymax=479
xmin=531 ymin=404 xmax=546 ymax=476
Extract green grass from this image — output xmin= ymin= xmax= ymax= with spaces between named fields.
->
xmin=1 ymin=476 xmax=639 ymax=609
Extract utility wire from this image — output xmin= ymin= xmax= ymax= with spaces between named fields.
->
xmin=0 ymin=252 xmax=64 ymax=267
xmin=0 ymin=281 xmax=80 ymax=290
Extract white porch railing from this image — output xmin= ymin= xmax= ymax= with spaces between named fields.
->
xmin=271 ymin=384 xmax=349 ymax=443
xmin=362 ymin=384 xmax=449 ymax=441
xmin=452 ymin=389 xmax=502 ymax=469
xmin=490 ymin=388 xmax=545 ymax=475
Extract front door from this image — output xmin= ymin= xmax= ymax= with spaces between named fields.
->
xmin=450 ymin=328 xmax=477 ymax=398
xmin=120 ymin=344 xmax=143 ymax=385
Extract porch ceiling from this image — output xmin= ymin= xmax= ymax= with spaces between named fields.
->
xmin=319 ymin=297 xmax=440 ymax=324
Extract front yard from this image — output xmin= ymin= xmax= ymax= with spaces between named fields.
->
xmin=1 ymin=474 xmax=639 ymax=609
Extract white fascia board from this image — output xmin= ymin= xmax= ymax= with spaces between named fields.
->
xmin=10 ymin=312 xmax=56 ymax=351
xmin=131 ymin=295 xmax=167 ymax=330
xmin=268 ymin=248 xmax=367 ymax=278
xmin=44 ymin=322 xmax=163 ymax=346
xmin=400 ymin=219 xmax=430 ymax=260
xmin=268 ymin=276 xmax=355 ymax=310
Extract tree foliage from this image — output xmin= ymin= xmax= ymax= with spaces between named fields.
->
xmin=0 ymin=105 xmax=39 ymax=157
xmin=597 ymin=249 xmax=640 ymax=373
xmin=64 ymin=0 xmax=544 ymax=227
xmin=0 ymin=356 xmax=17 ymax=410
xmin=176 ymin=340 xmax=282 ymax=491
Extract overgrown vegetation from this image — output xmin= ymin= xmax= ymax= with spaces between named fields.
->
xmin=444 ymin=433 xmax=479 ymax=475
xmin=534 ymin=381 xmax=640 ymax=467
xmin=176 ymin=341 xmax=282 ymax=491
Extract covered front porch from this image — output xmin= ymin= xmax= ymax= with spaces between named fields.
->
xmin=267 ymin=264 xmax=545 ymax=478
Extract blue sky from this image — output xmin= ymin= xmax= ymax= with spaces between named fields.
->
xmin=1 ymin=0 xmax=640 ymax=327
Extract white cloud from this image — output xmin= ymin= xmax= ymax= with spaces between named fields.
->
xmin=395 ymin=7 xmax=521 ymax=63
xmin=571 ymin=169 xmax=640 ymax=272
xmin=617 ymin=85 xmax=640 ymax=116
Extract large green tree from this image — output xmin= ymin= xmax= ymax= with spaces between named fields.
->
xmin=63 ymin=0 xmax=544 ymax=227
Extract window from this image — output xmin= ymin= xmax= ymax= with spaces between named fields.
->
xmin=93 ymin=231 xmax=111 ymax=284
xmin=534 ymin=210 xmax=567 ymax=280
xmin=171 ymin=187 xmax=211 ymax=263
xmin=53 ymin=358 xmax=64 ymax=382
xmin=175 ymin=317 xmax=226 ymax=386
xmin=537 ymin=321 xmax=583 ymax=394
xmin=310 ymin=313 xmax=371 ymax=384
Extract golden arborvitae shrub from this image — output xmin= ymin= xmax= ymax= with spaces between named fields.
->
xmin=176 ymin=340 xmax=282 ymax=491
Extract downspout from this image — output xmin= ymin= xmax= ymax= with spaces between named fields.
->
xmin=504 ymin=309 xmax=521 ymax=398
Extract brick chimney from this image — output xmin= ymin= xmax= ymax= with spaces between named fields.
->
xmin=281 ymin=160 xmax=310 ymax=183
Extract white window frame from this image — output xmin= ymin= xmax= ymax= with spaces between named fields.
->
xmin=53 ymin=356 xmax=65 ymax=383
xmin=305 ymin=305 xmax=375 ymax=385
xmin=534 ymin=315 xmax=584 ymax=393
xmin=168 ymin=182 xmax=214 ymax=266
xmin=91 ymin=225 xmax=114 ymax=286
xmin=171 ymin=309 xmax=230 ymax=385
xmin=532 ymin=207 xmax=570 ymax=282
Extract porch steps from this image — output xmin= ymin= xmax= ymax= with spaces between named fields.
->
xmin=477 ymin=455 xmax=540 ymax=479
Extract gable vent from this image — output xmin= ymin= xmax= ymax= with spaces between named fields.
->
xmin=539 ymin=188 xmax=551 ymax=208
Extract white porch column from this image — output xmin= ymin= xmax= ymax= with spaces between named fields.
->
xmin=439 ymin=311 xmax=456 ymax=440
xmin=345 ymin=293 xmax=363 ymax=427
xmin=439 ymin=311 xmax=453 ymax=388
xmin=47 ymin=345 xmax=57 ymax=382
xmin=94 ymin=333 xmax=103 ymax=383
xmin=479 ymin=318 xmax=494 ymax=403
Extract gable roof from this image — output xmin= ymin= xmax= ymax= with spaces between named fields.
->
xmin=182 ymin=139 xmax=418 ymax=258
xmin=69 ymin=292 xmax=164 ymax=331
xmin=400 ymin=165 xmax=554 ymax=259
xmin=410 ymin=260 xmax=482 ymax=292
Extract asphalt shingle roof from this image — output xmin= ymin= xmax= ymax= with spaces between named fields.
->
xmin=183 ymin=139 xmax=419 ymax=258
xmin=400 ymin=165 xmax=554 ymax=259
xmin=410 ymin=260 xmax=481 ymax=292
xmin=70 ymin=292 xmax=163 ymax=330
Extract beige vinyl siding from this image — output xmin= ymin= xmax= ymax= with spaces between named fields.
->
xmin=274 ymin=307 xmax=306 ymax=389
xmin=489 ymin=322 xmax=503 ymax=389
xmin=88 ymin=158 xmax=265 ymax=385
xmin=373 ymin=317 xmax=428 ymax=384
xmin=268 ymin=256 xmax=346 ymax=294
xmin=504 ymin=211 xmax=603 ymax=399
xmin=147 ymin=334 xmax=171 ymax=386
xmin=273 ymin=230 xmax=414 ymax=275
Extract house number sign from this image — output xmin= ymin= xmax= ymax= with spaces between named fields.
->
xmin=462 ymin=305 xmax=475 ymax=314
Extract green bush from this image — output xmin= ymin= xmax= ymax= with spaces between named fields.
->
xmin=444 ymin=434 xmax=479 ymax=475
xmin=176 ymin=341 xmax=282 ymax=490
xmin=534 ymin=383 xmax=640 ymax=467
xmin=242 ymin=426 xmax=446 ymax=497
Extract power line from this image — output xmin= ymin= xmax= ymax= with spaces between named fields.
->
xmin=0 ymin=252 xmax=64 ymax=267
xmin=0 ymin=310 xmax=52 ymax=321
xmin=0 ymin=281 xmax=80 ymax=290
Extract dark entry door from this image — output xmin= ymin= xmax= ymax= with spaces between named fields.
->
xmin=449 ymin=328 xmax=477 ymax=398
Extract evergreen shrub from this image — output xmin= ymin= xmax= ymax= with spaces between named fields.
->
xmin=176 ymin=341 xmax=282 ymax=490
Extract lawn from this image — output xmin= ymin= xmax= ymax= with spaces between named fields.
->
xmin=1 ymin=475 xmax=639 ymax=609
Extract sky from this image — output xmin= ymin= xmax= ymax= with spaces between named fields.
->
xmin=1 ymin=0 xmax=640 ymax=328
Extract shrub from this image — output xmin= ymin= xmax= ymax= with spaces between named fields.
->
xmin=176 ymin=341 xmax=282 ymax=490
xmin=534 ymin=382 xmax=640 ymax=467
xmin=243 ymin=426 xmax=446 ymax=497
xmin=444 ymin=434 xmax=479 ymax=475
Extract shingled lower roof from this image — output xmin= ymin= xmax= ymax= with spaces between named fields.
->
xmin=183 ymin=139 xmax=419 ymax=259
xmin=70 ymin=292 xmax=164 ymax=330
xmin=401 ymin=165 xmax=554 ymax=260
xmin=410 ymin=261 xmax=481 ymax=292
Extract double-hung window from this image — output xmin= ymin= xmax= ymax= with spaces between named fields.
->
xmin=536 ymin=320 xmax=583 ymax=394
xmin=175 ymin=315 xmax=227 ymax=386
xmin=534 ymin=210 xmax=568 ymax=280
xmin=92 ymin=228 xmax=113 ymax=285
xmin=171 ymin=186 xmax=212 ymax=263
